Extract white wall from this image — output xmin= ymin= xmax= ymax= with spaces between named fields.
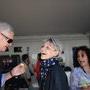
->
xmin=0 ymin=34 xmax=89 ymax=68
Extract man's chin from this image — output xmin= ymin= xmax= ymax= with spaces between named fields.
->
xmin=0 ymin=48 xmax=8 ymax=52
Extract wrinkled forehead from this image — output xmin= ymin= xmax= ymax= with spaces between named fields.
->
xmin=44 ymin=38 xmax=63 ymax=52
xmin=0 ymin=30 xmax=14 ymax=39
xmin=45 ymin=41 xmax=55 ymax=46
xmin=44 ymin=41 xmax=58 ymax=50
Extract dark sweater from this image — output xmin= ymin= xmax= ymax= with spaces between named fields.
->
xmin=39 ymin=64 xmax=69 ymax=90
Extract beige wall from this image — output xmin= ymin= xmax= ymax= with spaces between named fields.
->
xmin=0 ymin=34 xmax=89 ymax=68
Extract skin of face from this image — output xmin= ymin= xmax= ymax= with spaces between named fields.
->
xmin=0 ymin=31 xmax=14 ymax=51
xmin=77 ymin=50 xmax=89 ymax=68
xmin=40 ymin=41 xmax=59 ymax=60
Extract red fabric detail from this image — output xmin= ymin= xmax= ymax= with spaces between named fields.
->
xmin=34 ymin=60 xmax=41 ymax=80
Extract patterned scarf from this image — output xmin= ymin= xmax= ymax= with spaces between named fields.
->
xmin=40 ymin=58 xmax=59 ymax=80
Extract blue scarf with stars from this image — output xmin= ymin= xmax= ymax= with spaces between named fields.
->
xmin=40 ymin=58 xmax=59 ymax=80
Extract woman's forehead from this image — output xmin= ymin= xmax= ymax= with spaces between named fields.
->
xmin=78 ymin=50 xmax=86 ymax=54
xmin=78 ymin=50 xmax=85 ymax=53
xmin=44 ymin=41 xmax=56 ymax=49
xmin=45 ymin=41 xmax=54 ymax=45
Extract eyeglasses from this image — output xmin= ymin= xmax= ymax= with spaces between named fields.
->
xmin=1 ymin=33 xmax=13 ymax=43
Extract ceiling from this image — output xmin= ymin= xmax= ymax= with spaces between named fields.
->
xmin=0 ymin=0 xmax=89 ymax=36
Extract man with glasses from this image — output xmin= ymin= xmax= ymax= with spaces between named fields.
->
xmin=0 ymin=22 xmax=26 ymax=87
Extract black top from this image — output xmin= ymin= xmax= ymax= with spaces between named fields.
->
xmin=39 ymin=63 xmax=69 ymax=90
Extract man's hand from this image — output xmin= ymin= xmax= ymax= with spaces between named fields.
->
xmin=2 ymin=63 xmax=27 ymax=87
xmin=11 ymin=63 xmax=27 ymax=76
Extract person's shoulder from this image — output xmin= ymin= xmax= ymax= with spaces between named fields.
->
xmin=73 ymin=67 xmax=81 ymax=71
xmin=71 ymin=67 xmax=82 ymax=75
xmin=50 ymin=64 xmax=65 ymax=74
xmin=50 ymin=63 xmax=61 ymax=69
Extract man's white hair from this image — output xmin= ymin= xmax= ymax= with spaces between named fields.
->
xmin=0 ymin=22 xmax=14 ymax=32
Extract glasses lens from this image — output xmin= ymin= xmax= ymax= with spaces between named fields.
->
xmin=1 ymin=33 xmax=13 ymax=43
xmin=7 ymin=39 xmax=13 ymax=43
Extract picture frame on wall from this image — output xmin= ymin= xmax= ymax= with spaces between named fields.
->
xmin=14 ymin=47 xmax=22 ymax=52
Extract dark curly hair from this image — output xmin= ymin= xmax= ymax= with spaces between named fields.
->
xmin=74 ymin=46 xmax=90 ymax=67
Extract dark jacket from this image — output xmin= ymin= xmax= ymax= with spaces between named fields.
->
xmin=39 ymin=63 xmax=69 ymax=90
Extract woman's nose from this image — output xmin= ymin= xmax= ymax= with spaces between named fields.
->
xmin=40 ymin=48 xmax=44 ymax=52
